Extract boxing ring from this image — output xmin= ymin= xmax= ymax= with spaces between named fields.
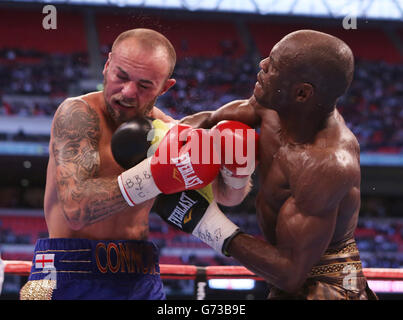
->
xmin=3 ymin=260 xmax=403 ymax=299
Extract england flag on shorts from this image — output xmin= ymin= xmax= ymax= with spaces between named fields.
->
xmin=35 ymin=254 xmax=55 ymax=269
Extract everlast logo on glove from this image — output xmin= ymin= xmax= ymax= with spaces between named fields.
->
xmin=154 ymin=189 xmax=211 ymax=233
xmin=117 ymin=123 xmax=221 ymax=207
xmin=171 ymin=152 xmax=204 ymax=189
xmin=167 ymin=192 xmax=197 ymax=228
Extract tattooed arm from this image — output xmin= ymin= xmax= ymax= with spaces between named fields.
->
xmin=52 ymin=99 xmax=128 ymax=230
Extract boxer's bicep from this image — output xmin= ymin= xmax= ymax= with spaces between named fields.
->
xmin=51 ymin=99 xmax=126 ymax=229
xmin=275 ymin=164 xmax=351 ymax=288
xmin=225 ymin=197 xmax=337 ymax=292
xmin=275 ymin=197 xmax=338 ymax=287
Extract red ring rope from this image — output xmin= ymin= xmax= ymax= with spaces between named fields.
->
xmin=3 ymin=260 xmax=403 ymax=281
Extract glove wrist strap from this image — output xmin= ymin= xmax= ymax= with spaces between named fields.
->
xmin=192 ymin=201 xmax=240 ymax=255
xmin=118 ymin=158 xmax=160 ymax=206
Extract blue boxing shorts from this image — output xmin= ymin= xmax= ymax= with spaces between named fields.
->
xmin=19 ymin=238 xmax=165 ymax=300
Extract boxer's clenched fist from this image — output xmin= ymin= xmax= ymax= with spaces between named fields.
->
xmin=117 ymin=122 xmax=221 ymax=206
xmin=211 ymin=120 xmax=259 ymax=189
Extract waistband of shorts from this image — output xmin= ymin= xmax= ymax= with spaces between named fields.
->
xmin=29 ymin=238 xmax=161 ymax=281
xmin=307 ymin=238 xmax=365 ymax=284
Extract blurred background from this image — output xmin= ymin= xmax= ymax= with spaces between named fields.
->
xmin=0 ymin=0 xmax=402 ymax=300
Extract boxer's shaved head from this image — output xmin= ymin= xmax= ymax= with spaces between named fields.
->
xmin=255 ymin=29 xmax=354 ymax=114
xmin=111 ymin=28 xmax=176 ymax=78
xmin=276 ymin=29 xmax=354 ymax=107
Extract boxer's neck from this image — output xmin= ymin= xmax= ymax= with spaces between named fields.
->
xmin=278 ymin=108 xmax=334 ymax=145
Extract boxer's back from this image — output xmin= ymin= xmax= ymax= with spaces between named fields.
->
xmin=256 ymin=109 xmax=361 ymax=247
xmin=44 ymin=92 xmax=153 ymax=240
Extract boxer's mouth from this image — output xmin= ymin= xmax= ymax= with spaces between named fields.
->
xmin=115 ymin=100 xmax=136 ymax=109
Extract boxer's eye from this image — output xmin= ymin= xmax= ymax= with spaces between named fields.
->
xmin=117 ymin=74 xmax=128 ymax=81
xmin=139 ymin=84 xmax=149 ymax=90
xmin=138 ymin=80 xmax=153 ymax=90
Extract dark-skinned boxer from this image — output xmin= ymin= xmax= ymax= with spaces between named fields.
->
xmin=179 ymin=30 xmax=378 ymax=300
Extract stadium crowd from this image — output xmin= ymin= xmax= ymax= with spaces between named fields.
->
xmin=0 ymin=50 xmax=402 ymax=154
xmin=0 ymin=45 xmax=402 ymax=268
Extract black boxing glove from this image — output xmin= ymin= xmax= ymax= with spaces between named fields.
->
xmin=111 ymin=117 xmax=173 ymax=169
xmin=153 ymin=184 xmax=241 ymax=256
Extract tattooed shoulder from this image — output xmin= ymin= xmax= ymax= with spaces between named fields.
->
xmin=51 ymin=98 xmax=129 ymax=229
xmin=52 ymin=98 xmax=101 ymax=178
xmin=53 ymin=98 xmax=100 ymax=146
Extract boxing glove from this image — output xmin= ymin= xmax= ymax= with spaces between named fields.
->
xmin=153 ymin=184 xmax=241 ymax=255
xmin=211 ymin=120 xmax=259 ymax=189
xmin=111 ymin=117 xmax=173 ymax=169
xmin=118 ymin=124 xmax=221 ymax=206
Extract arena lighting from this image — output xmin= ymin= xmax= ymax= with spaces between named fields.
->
xmin=7 ymin=0 xmax=403 ymax=20
xmin=367 ymin=280 xmax=403 ymax=293
xmin=23 ymin=160 xmax=32 ymax=169
xmin=208 ymin=279 xmax=255 ymax=290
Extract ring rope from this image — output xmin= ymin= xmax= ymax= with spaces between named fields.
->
xmin=3 ymin=260 xmax=403 ymax=281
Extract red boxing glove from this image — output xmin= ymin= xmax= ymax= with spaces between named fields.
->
xmin=151 ymin=125 xmax=220 ymax=193
xmin=118 ymin=124 xmax=221 ymax=206
xmin=211 ymin=120 xmax=259 ymax=189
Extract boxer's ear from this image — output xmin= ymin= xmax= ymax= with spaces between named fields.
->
xmin=102 ymin=52 xmax=112 ymax=76
xmin=159 ymin=78 xmax=176 ymax=96
xmin=294 ymin=82 xmax=314 ymax=103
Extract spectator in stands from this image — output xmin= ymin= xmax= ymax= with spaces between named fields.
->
xmin=1 ymin=46 xmax=402 ymax=153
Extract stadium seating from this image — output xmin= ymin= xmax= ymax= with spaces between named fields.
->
xmin=247 ymin=22 xmax=402 ymax=63
xmin=96 ymin=13 xmax=245 ymax=58
xmin=0 ymin=8 xmax=87 ymax=54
